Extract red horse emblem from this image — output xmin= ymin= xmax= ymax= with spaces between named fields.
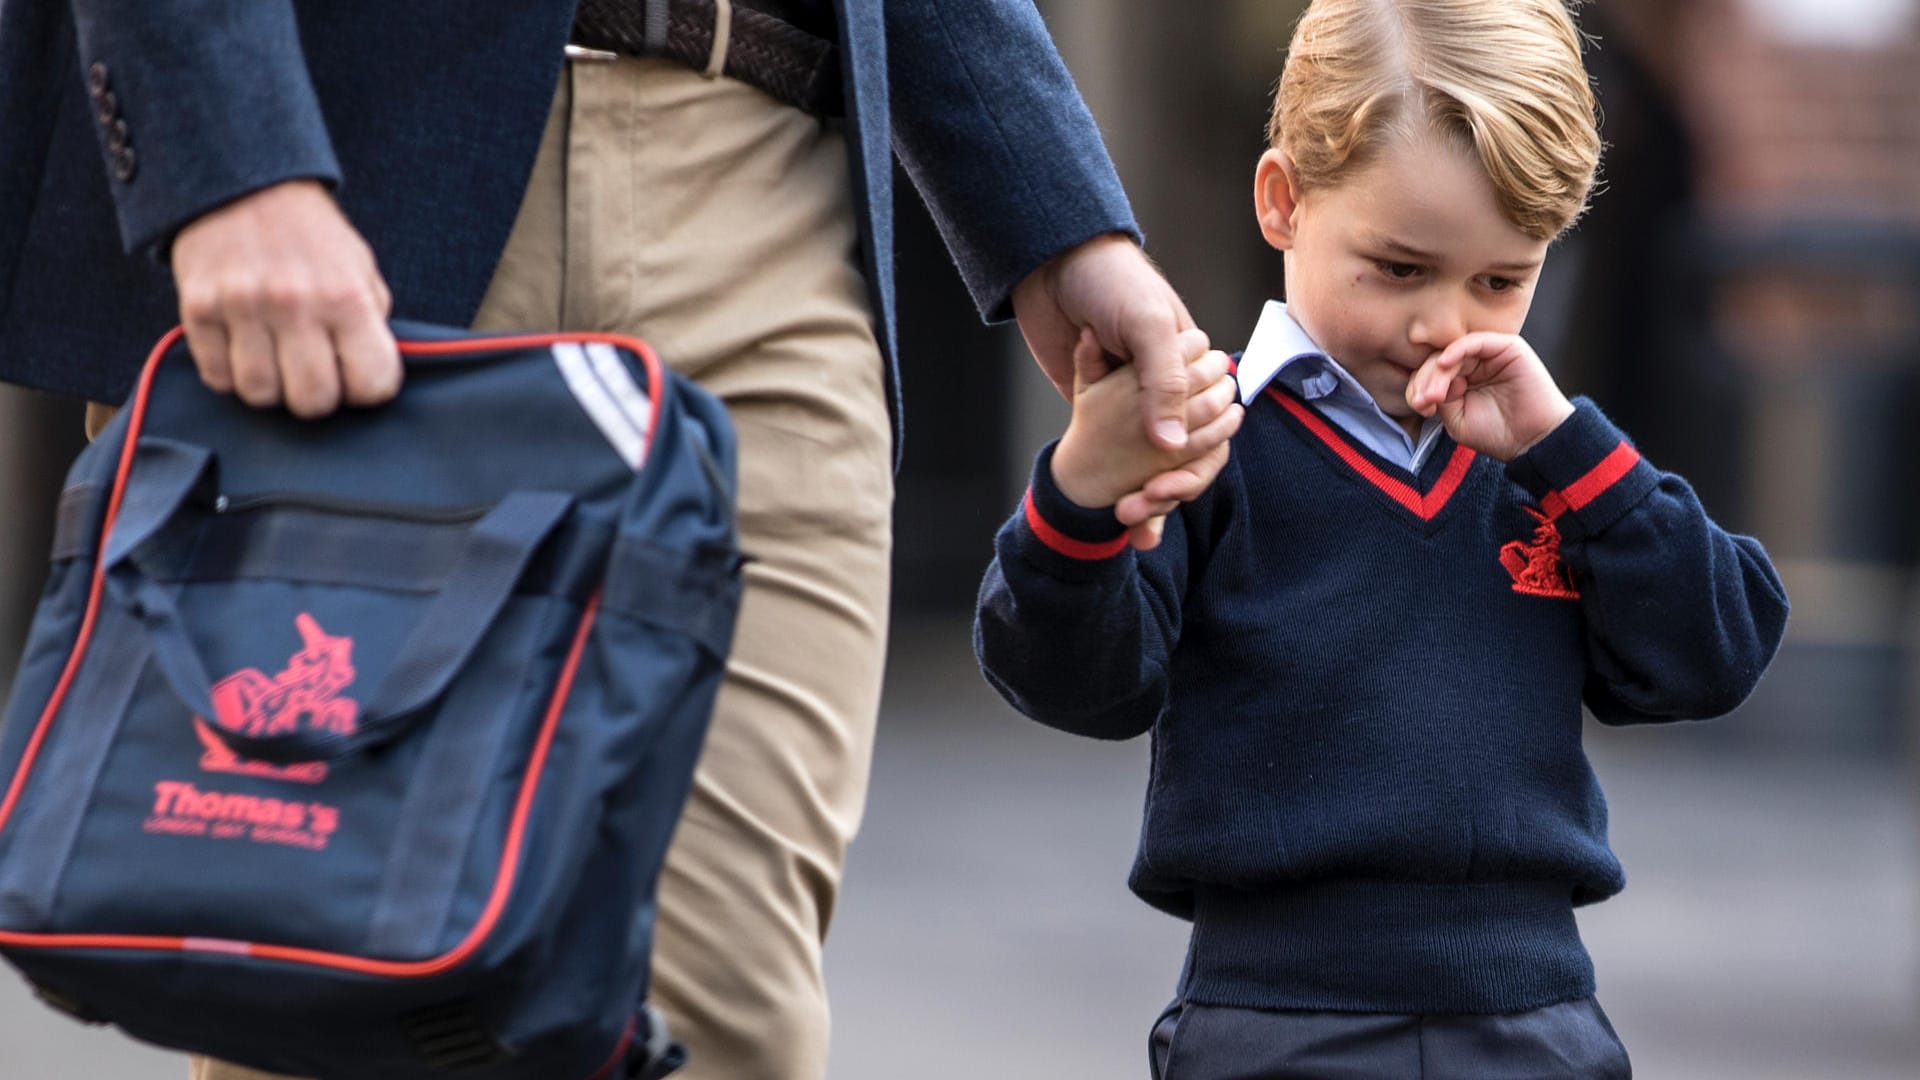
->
xmin=1499 ymin=507 xmax=1580 ymax=600
xmin=194 ymin=613 xmax=358 ymax=784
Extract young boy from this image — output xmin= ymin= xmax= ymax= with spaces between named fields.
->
xmin=973 ymin=1 xmax=1790 ymax=1076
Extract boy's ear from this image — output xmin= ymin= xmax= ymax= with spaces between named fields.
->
xmin=1255 ymin=148 xmax=1303 ymax=251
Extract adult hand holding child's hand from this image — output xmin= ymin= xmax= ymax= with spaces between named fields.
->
xmin=1012 ymin=234 xmax=1243 ymax=550
xmin=1051 ymin=329 xmax=1243 ymax=540
xmin=1405 ymin=331 xmax=1575 ymax=462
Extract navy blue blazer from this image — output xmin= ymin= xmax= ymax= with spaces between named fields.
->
xmin=0 ymin=0 xmax=1137 ymax=416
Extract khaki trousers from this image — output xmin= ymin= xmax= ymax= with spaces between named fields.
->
xmin=187 ymin=57 xmax=893 ymax=1080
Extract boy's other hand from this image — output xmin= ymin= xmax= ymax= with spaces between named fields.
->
xmin=1051 ymin=329 xmax=1242 ymax=513
xmin=1405 ymin=331 xmax=1573 ymax=462
xmin=171 ymin=180 xmax=401 ymax=418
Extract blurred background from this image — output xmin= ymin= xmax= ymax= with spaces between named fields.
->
xmin=2 ymin=0 xmax=1916 ymax=1076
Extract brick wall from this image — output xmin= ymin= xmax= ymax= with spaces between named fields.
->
xmin=1610 ymin=1 xmax=1920 ymax=694
xmin=1671 ymin=0 xmax=1920 ymax=224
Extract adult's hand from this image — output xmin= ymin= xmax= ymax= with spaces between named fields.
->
xmin=1011 ymin=232 xmax=1197 ymax=451
xmin=170 ymin=180 xmax=400 ymax=418
xmin=1013 ymin=234 xmax=1236 ymax=550
xmin=1114 ymin=357 xmax=1241 ymax=550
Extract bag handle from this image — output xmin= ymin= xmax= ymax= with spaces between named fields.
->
xmin=102 ymin=438 xmax=575 ymax=763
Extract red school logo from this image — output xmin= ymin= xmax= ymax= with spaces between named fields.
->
xmin=193 ymin=613 xmax=358 ymax=785
xmin=1499 ymin=507 xmax=1580 ymax=600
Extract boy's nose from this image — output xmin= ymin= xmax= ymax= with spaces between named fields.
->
xmin=1409 ymin=304 xmax=1465 ymax=350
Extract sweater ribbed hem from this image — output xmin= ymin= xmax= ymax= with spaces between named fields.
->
xmin=1185 ymin=881 xmax=1595 ymax=1014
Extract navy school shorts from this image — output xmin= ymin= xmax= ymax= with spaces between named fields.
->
xmin=1149 ymin=996 xmax=1632 ymax=1079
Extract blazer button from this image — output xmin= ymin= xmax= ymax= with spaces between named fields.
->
xmin=96 ymin=90 xmax=118 ymax=124
xmin=106 ymin=118 xmax=130 ymax=151
xmin=111 ymin=147 xmax=137 ymax=183
xmin=87 ymin=62 xmax=109 ymax=97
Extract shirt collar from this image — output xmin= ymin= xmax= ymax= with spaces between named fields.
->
xmin=1235 ymin=300 xmax=1445 ymax=467
xmin=1236 ymin=300 xmax=1366 ymax=406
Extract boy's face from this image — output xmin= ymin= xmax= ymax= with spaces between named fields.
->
xmin=1255 ymin=131 xmax=1551 ymax=426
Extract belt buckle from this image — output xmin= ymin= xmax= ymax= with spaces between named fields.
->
xmin=564 ymin=44 xmax=620 ymax=62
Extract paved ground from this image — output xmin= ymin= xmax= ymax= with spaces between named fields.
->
xmin=1 ymin=618 xmax=1915 ymax=1078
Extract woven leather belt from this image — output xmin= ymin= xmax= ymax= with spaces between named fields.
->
xmin=570 ymin=0 xmax=844 ymax=117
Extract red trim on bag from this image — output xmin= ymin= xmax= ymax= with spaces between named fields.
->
xmin=1265 ymin=388 xmax=1473 ymax=521
xmin=1022 ymin=488 xmax=1129 ymax=560
xmin=181 ymin=937 xmax=254 ymax=956
xmin=586 ymin=1015 xmax=639 ymax=1080
xmin=0 ymin=326 xmax=656 ymax=978
xmin=405 ymin=331 xmax=666 ymax=463
xmin=0 ymin=325 xmax=180 ymax=840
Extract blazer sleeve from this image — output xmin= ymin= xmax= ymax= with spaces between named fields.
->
xmin=885 ymin=0 xmax=1141 ymax=322
xmin=974 ymin=441 xmax=1205 ymax=742
xmin=68 ymin=0 xmax=342 ymax=254
xmin=1506 ymin=399 xmax=1792 ymax=724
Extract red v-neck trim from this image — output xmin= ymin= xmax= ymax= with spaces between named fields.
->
xmin=1266 ymin=387 xmax=1475 ymax=521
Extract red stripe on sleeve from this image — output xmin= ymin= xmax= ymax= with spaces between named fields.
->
xmin=1023 ymin=489 xmax=1130 ymax=561
xmin=1560 ymin=442 xmax=1641 ymax=511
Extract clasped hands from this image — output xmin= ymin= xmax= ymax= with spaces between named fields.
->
xmin=1050 ymin=330 xmax=1241 ymax=537
xmin=170 ymin=188 xmax=1248 ymax=550
xmin=1012 ymin=235 xmax=1244 ymax=550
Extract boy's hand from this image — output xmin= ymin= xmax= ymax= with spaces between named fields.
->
xmin=1405 ymin=332 xmax=1574 ymax=462
xmin=1113 ymin=441 xmax=1233 ymax=550
xmin=1012 ymin=233 xmax=1197 ymax=451
xmin=1051 ymin=329 xmax=1242 ymax=510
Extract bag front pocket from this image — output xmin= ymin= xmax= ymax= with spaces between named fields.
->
xmin=0 ymin=443 xmax=600 ymax=963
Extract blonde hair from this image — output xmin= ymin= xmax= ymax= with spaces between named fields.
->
xmin=1269 ymin=0 xmax=1601 ymax=239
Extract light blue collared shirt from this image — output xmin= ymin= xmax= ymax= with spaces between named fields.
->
xmin=1234 ymin=301 xmax=1445 ymax=473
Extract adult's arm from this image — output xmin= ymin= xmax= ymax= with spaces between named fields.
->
xmin=68 ymin=0 xmax=340 ymax=254
xmin=68 ymin=0 xmax=396 ymax=415
xmin=886 ymin=1 xmax=1199 ymax=458
xmin=885 ymin=0 xmax=1137 ymax=326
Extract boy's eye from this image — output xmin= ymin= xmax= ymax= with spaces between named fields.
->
xmin=1376 ymin=261 xmax=1422 ymax=281
xmin=1482 ymin=276 xmax=1519 ymax=293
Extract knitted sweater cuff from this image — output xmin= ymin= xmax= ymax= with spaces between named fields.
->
xmin=1013 ymin=442 xmax=1134 ymax=575
xmin=1505 ymin=399 xmax=1660 ymax=539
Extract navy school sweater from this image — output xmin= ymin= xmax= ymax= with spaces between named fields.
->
xmin=973 ymin=389 xmax=1789 ymax=1014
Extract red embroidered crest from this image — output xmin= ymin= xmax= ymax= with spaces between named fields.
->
xmin=1500 ymin=507 xmax=1580 ymax=599
xmin=193 ymin=613 xmax=358 ymax=784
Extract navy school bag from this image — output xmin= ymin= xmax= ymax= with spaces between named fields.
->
xmin=0 ymin=323 xmax=743 ymax=1079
